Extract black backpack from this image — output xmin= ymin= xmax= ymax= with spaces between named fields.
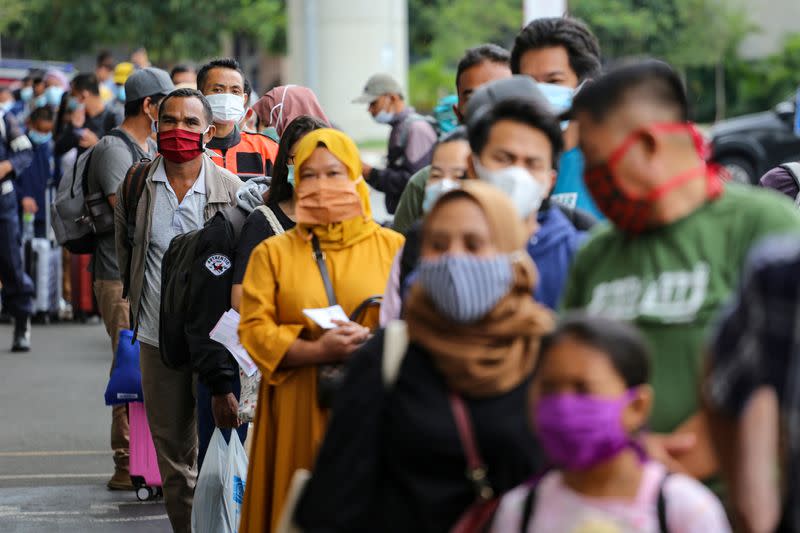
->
xmin=158 ymin=206 xmax=247 ymax=369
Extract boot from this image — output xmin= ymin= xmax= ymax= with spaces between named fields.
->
xmin=11 ymin=316 xmax=31 ymax=352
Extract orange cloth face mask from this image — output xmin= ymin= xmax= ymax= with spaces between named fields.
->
xmin=295 ymin=178 xmax=364 ymax=225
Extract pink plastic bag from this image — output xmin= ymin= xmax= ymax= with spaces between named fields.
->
xmin=129 ymin=401 xmax=163 ymax=501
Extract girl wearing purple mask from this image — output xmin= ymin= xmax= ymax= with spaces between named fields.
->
xmin=491 ymin=314 xmax=730 ymax=533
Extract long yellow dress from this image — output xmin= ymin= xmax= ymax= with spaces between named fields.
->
xmin=238 ymin=129 xmax=405 ymax=532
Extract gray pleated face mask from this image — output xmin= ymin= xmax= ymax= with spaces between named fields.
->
xmin=417 ymin=254 xmax=514 ymax=324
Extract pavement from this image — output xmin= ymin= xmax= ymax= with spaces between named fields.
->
xmin=0 ymin=320 xmax=170 ymax=533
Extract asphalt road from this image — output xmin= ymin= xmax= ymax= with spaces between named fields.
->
xmin=0 ymin=319 xmax=170 ymax=533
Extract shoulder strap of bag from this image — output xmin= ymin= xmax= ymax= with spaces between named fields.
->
xmin=121 ymin=160 xmax=152 ymax=299
xmin=311 ymin=234 xmax=337 ymax=306
xmin=382 ymin=320 xmax=409 ymax=389
xmin=256 ymin=204 xmax=286 ymax=236
xmin=519 ymin=484 xmax=538 ymax=533
xmin=657 ymin=472 xmax=671 ymax=533
xmin=449 ymin=392 xmax=494 ymax=503
xmin=779 ymin=163 xmax=800 ymax=206
xmin=106 ymin=128 xmax=140 ymax=163
xmin=220 ymin=205 xmax=248 ymax=242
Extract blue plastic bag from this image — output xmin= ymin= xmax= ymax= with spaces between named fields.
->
xmin=104 ymin=329 xmax=144 ymax=405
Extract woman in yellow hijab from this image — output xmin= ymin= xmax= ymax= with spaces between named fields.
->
xmin=238 ymin=129 xmax=405 ymax=532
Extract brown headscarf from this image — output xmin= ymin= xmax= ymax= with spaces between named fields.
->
xmin=404 ymin=181 xmax=555 ymax=398
xmin=253 ymin=85 xmax=330 ymax=137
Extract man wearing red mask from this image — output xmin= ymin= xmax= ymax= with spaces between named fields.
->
xmin=561 ymin=61 xmax=800 ymax=482
xmin=114 ymin=88 xmax=243 ymax=533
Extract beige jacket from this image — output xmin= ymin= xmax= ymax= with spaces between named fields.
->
xmin=114 ymin=153 xmax=243 ymax=328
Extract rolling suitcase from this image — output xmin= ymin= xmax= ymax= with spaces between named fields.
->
xmin=128 ymin=401 xmax=163 ymax=501
xmin=23 ymin=238 xmax=61 ymax=322
xmin=70 ymin=253 xmax=96 ymax=321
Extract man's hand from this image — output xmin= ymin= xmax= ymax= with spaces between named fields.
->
xmin=78 ymin=129 xmax=99 ymax=148
xmin=211 ymin=393 xmax=241 ymax=429
xmin=0 ymin=160 xmax=13 ymax=180
xmin=21 ymin=197 xmax=38 ymax=214
xmin=361 ymin=161 xmax=373 ymax=178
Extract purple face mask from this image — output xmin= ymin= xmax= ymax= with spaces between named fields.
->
xmin=534 ymin=390 xmax=638 ymax=471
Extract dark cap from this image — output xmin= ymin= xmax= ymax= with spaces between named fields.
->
xmin=464 ymin=75 xmax=553 ymax=123
xmin=124 ymin=67 xmax=174 ymax=103
xmin=352 ymin=73 xmax=403 ymax=104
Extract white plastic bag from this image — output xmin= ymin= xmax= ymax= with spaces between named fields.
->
xmin=192 ymin=429 xmax=249 ymax=533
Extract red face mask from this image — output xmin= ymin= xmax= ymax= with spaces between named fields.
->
xmin=157 ymin=128 xmax=207 ymax=163
xmin=584 ymin=123 xmax=723 ymax=234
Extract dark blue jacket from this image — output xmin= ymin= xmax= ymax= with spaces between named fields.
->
xmin=528 ymin=206 xmax=586 ymax=310
xmin=1 ymin=112 xmax=33 ymax=181
xmin=17 ymin=138 xmax=54 ymax=224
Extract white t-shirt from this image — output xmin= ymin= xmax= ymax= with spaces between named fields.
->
xmin=490 ymin=462 xmax=730 ymax=533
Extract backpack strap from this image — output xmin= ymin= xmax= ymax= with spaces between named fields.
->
xmin=519 ymin=484 xmax=538 ymax=533
xmin=779 ymin=163 xmax=800 ymax=206
xmin=311 ymin=234 xmax=337 ymax=306
xmin=120 ymin=159 xmax=152 ymax=299
xmin=656 ymin=472 xmax=672 ymax=533
xmin=255 ymin=204 xmax=286 ymax=237
xmin=382 ymin=320 xmax=408 ymax=388
xmin=220 ymin=205 xmax=248 ymax=242
xmin=106 ymin=128 xmax=140 ymax=163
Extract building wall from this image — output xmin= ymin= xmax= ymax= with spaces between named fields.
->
xmin=737 ymin=0 xmax=800 ymax=59
xmin=287 ymin=0 xmax=408 ymax=142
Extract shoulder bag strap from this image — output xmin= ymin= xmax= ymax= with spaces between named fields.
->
xmin=449 ymin=392 xmax=494 ymax=502
xmin=382 ymin=320 xmax=408 ymax=388
xmin=311 ymin=234 xmax=337 ymax=306
xmin=656 ymin=472 xmax=671 ymax=533
xmin=519 ymin=484 xmax=538 ymax=533
xmin=121 ymin=160 xmax=151 ymax=299
xmin=256 ymin=204 xmax=286 ymax=236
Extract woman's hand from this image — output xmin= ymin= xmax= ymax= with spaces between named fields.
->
xmin=318 ymin=320 xmax=370 ymax=362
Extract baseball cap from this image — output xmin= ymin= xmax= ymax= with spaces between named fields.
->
xmin=113 ymin=62 xmax=135 ymax=85
xmin=352 ymin=73 xmax=403 ymax=104
xmin=464 ymin=75 xmax=554 ymax=124
xmin=124 ymin=67 xmax=175 ymax=103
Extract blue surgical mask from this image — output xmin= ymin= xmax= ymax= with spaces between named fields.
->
xmin=373 ymin=110 xmax=395 ymax=124
xmin=116 ymin=85 xmax=126 ymax=103
xmin=45 ymin=86 xmax=64 ymax=107
xmin=417 ymin=254 xmax=515 ymax=324
xmin=67 ymin=96 xmax=83 ymax=112
xmin=537 ymin=82 xmax=579 ymax=130
xmin=0 ymin=100 xmax=13 ymax=113
xmin=28 ymin=130 xmax=53 ymax=145
xmin=422 ymin=178 xmax=461 ymax=213
xmin=34 ymin=95 xmax=48 ymax=109
xmin=287 ymin=164 xmax=295 ymax=187
xmin=20 ymin=87 xmax=33 ymax=103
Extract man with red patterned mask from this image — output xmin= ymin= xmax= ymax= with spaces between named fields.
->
xmin=562 ymin=59 xmax=800 ymax=482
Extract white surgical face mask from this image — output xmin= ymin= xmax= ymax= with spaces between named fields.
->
xmin=206 ymin=93 xmax=245 ymax=125
xmin=473 ymin=156 xmax=546 ymax=219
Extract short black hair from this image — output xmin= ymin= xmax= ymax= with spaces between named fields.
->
xmin=170 ymin=64 xmax=195 ymax=79
xmin=456 ymin=44 xmax=511 ymax=91
xmin=196 ymin=58 xmax=244 ymax=94
xmin=96 ymin=50 xmax=114 ymax=69
xmin=158 ymin=88 xmax=213 ymax=126
xmin=569 ymin=59 xmax=689 ymax=123
xmin=244 ymin=78 xmax=253 ymax=105
xmin=29 ymin=106 xmax=55 ymax=123
xmin=511 ymin=17 xmax=601 ymax=81
xmin=269 ymin=115 xmax=328 ymax=204
xmin=538 ymin=312 xmax=651 ymax=387
xmin=467 ymin=98 xmax=564 ymax=167
xmin=124 ymin=93 xmax=167 ymax=119
xmin=71 ymin=73 xmax=100 ymax=96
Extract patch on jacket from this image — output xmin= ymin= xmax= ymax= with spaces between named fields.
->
xmin=205 ymin=254 xmax=232 ymax=276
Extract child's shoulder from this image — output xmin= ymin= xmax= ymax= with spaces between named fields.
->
xmin=653 ymin=464 xmax=731 ymax=532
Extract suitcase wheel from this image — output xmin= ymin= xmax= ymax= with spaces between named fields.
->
xmin=135 ymin=486 xmax=162 ymax=501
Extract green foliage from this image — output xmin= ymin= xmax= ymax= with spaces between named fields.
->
xmin=409 ymin=57 xmax=454 ymax=111
xmin=5 ymin=0 xmax=286 ymax=62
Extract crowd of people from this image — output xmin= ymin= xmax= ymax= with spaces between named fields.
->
xmin=1 ymin=15 xmax=800 ymax=533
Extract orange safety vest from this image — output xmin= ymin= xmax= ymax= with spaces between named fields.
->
xmin=206 ymin=130 xmax=279 ymax=179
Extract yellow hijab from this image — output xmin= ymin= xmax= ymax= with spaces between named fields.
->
xmin=293 ymin=128 xmax=378 ymax=248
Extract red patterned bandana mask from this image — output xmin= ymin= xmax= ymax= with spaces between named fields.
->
xmin=157 ymin=127 xmax=208 ymax=163
xmin=584 ymin=123 xmax=723 ymax=234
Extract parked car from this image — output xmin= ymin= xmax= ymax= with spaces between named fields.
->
xmin=710 ymin=99 xmax=800 ymax=184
